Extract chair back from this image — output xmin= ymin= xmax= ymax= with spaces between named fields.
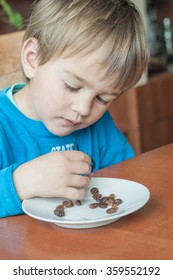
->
xmin=0 ymin=31 xmax=24 ymax=89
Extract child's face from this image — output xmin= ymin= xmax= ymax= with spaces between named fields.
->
xmin=21 ymin=44 xmax=121 ymax=136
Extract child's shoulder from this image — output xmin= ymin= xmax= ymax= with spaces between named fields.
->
xmin=0 ymin=87 xmax=10 ymax=97
xmin=0 ymin=87 xmax=13 ymax=118
xmin=93 ymin=110 xmax=116 ymax=130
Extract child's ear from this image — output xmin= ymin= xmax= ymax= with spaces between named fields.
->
xmin=21 ymin=37 xmax=39 ymax=79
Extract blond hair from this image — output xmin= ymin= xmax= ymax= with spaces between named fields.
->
xmin=23 ymin=0 xmax=148 ymax=91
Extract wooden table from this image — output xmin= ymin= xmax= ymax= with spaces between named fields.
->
xmin=0 ymin=144 xmax=173 ymax=260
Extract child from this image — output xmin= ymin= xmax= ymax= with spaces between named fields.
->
xmin=0 ymin=0 xmax=148 ymax=218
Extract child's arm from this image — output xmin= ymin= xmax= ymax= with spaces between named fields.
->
xmin=13 ymin=151 xmax=91 ymax=201
xmin=0 ymin=163 xmax=23 ymax=218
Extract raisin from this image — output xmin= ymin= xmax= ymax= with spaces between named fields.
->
xmin=100 ymin=196 xmax=109 ymax=203
xmin=112 ymin=203 xmax=118 ymax=209
xmin=115 ymin=198 xmax=123 ymax=205
xmin=63 ymin=200 xmax=74 ymax=208
xmin=106 ymin=198 xmax=114 ymax=206
xmin=106 ymin=207 xmax=117 ymax=214
xmin=92 ymin=193 xmax=102 ymax=202
xmin=109 ymin=193 xmax=115 ymax=199
xmin=76 ymin=200 xmax=82 ymax=206
xmin=56 ymin=204 xmax=64 ymax=210
xmin=89 ymin=203 xmax=99 ymax=209
xmin=90 ymin=187 xmax=99 ymax=195
xmin=99 ymin=202 xmax=108 ymax=208
xmin=54 ymin=205 xmax=65 ymax=217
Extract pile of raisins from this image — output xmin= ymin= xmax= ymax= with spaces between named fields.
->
xmin=89 ymin=187 xmax=122 ymax=214
xmin=54 ymin=199 xmax=81 ymax=217
xmin=54 ymin=187 xmax=122 ymax=217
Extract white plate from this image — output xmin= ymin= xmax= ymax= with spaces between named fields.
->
xmin=22 ymin=177 xmax=150 ymax=229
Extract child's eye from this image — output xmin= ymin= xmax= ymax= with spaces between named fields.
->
xmin=65 ymin=83 xmax=80 ymax=92
xmin=96 ymin=95 xmax=110 ymax=105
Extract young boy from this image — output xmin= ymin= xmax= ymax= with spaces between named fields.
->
xmin=0 ymin=0 xmax=148 ymax=218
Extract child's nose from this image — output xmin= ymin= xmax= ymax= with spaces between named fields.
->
xmin=72 ymin=97 xmax=93 ymax=116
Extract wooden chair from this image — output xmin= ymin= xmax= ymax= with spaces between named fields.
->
xmin=0 ymin=31 xmax=24 ymax=89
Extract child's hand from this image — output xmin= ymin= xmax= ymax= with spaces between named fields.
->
xmin=13 ymin=151 xmax=92 ymax=201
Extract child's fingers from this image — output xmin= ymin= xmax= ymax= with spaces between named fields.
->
xmin=65 ymin=150 xmax=93 ymax=173
xmin=64 ymin=150 xmax=92 ymax=164
xmin=63 ymin=186 xmax=87 ymax=200
xmin=70 ymin=161 xmax=92 ymax=175
xmin=70 ymin=174 xmax=91 ymax=188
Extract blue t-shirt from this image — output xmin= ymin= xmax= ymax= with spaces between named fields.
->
xmin=0 ymin=85 xmax=134 ymax=218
